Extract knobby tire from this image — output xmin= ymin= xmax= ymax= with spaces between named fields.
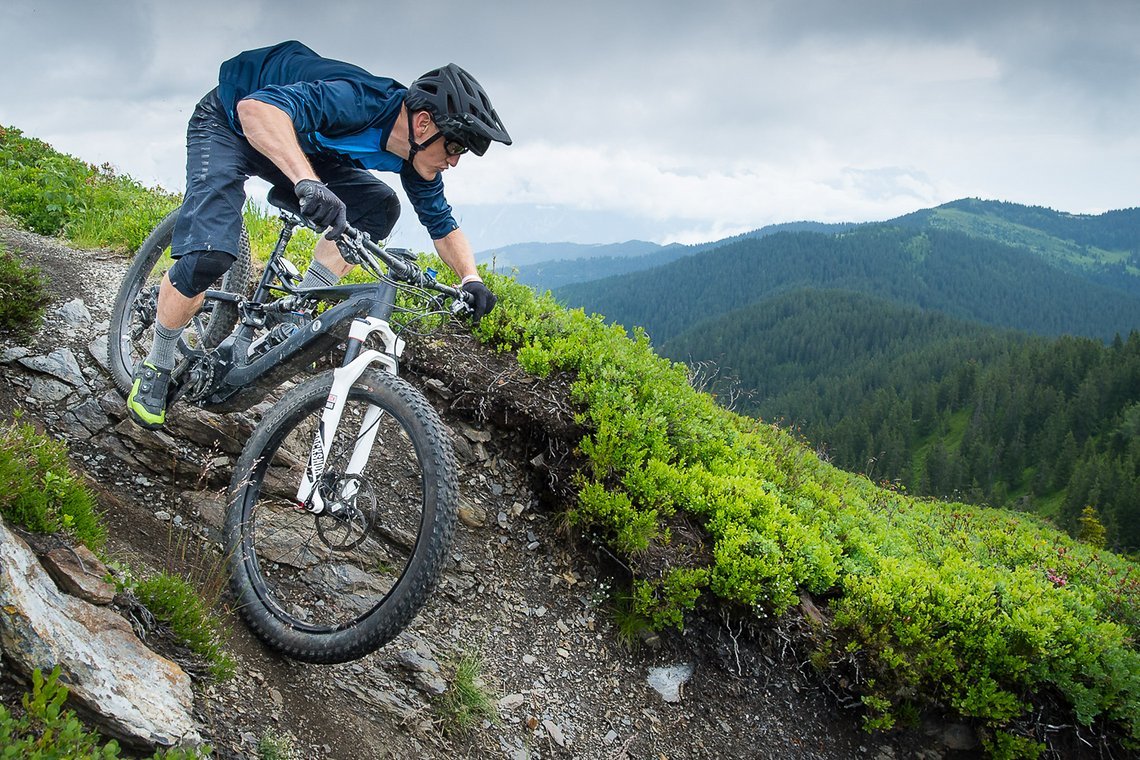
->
xmin=224 ymin=369 xmax=458 ymax=663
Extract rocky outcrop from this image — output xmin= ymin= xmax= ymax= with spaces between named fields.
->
xmin=0 ymin=521 xmax=201 ymax=749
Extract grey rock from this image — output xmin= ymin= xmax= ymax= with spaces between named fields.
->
xmin=57 ymin=298 xmax=92 ymax=326
xmin=21 ymin=347 xmax=87 ymax=389
xmin=1 ymin=346 xmax=30 ymax=363
xmin=73 ymin=398 xmax=111 ymax=434
xmin=542 ymin=719 xmax=566 ymax=748
xmin=336 ymin=679 xmax=422 ymax=722
xmin=29 ymin=376 xmax=74 ymax=403
xmin=88 ymin=334 xmax=110 ymax=373
xmin=647 ymin=663 xmax=695 ymax=703
xmin=943 ymin=723 xmax=979 ymax=751
xmin=395 ymin=648 xmax=448 ymax=695
xmin=0 ymin=522 xmax=200 ymax=748
xmin=424 ymin=377 xmax=452 ymax=399
xmin=498 ymin=693 xmax=526 ymax=711
xmin=457 ymin=422 xmax=492 ymax=443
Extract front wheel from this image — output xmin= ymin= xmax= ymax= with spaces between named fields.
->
xmin=224 ymin=369 xmax=459 ymax=663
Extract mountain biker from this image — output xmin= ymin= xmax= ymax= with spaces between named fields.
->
xmin=127 ymin=40 xmax=511 ymax=430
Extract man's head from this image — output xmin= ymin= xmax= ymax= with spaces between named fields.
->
xmin=404 ymin=64 xmax=511 ymax=158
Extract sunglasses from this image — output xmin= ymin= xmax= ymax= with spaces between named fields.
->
xmin=420 ymin=128 xmax=469 ymax=157
xmin=444 ymin=139 xmax=469 ymax=156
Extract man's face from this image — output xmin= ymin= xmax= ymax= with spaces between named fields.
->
xmin=412 ymin=118 xmax=463 ymax=181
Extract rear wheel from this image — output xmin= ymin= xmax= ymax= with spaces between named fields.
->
xmin=107 ymin=206 xmax=252 ymax=396
xmin=224 ymin=370 xmax=459 ymax=663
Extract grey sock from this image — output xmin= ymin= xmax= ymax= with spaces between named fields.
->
xmin=298 ymin=259 xmax=339 ymax=290
xmin=146 ymin=320 xmax=183 ymax=371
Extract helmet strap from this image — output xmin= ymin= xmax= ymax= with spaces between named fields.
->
xmin=406 ymin=110 xmax=423 ymax=159
xmin=406 ymin=109 xmax=443 ymax=160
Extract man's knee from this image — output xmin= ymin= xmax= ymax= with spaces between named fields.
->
xmin=354 ymin=189 xmax=401 ymax=240
xmin=167 ymin=250 xmax=237 ymax=297
xmin=376 ymin=191 xmax=401 ymax=238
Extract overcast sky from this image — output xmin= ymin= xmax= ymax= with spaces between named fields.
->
xmin=3 ymin=0 xmax=1138 ymax=251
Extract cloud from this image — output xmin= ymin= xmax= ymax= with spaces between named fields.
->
xmin=2 ymin=0 xmax=1137 ymax=250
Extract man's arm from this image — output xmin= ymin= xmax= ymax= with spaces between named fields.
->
xmin=435 ymin=228 xmax=497 ymax=320
xmin=433 ymin=227 xmax=480 ymax=282
xmin=236 ymin=99 xmax=319 ymax=184
xmin=237 ymin=98 xmax=347 ymax=237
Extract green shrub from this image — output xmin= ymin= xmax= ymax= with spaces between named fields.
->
xmin=473 ymin=269 xmax=1140 ymax=753
xmin=0 ymin=244 xmax=49 ymax=337
xmin=0 ymin=666 xmax=208 ymax=758
xmin=0 ymin=126 xmax=179 ymax=252
xmin=0 ymin=418 xmax=105 ymax=549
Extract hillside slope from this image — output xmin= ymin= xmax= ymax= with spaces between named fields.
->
xmin=0 ymin=222 xmax=937 ymax=760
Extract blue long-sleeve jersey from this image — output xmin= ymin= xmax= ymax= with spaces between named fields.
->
xmin=217 ymin=40 xmax=457 ymax=240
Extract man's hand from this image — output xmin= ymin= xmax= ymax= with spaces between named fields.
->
xmin=461 ymin=280 xmax=497 ymax=322
xmin=294 ymin=179 xmax=348 ymax=238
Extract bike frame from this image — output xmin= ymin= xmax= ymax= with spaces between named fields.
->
xmin=183 ymin=211 xmax=466 ymax=514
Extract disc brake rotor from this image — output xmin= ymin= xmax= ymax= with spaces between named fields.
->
xmin=315 ymin=473 xmax=378 ymax=551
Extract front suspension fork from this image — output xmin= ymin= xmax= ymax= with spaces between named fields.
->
xmin=296 ymin=316 xmax=404 ymax=513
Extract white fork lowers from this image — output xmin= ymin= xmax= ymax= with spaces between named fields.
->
xmin=297 ymin=315 xmax=405 ymax=513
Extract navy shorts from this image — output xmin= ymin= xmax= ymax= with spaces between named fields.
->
xmin=171 ymin=88 xmax=401 ymax=261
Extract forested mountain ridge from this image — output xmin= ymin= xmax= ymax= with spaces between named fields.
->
xmin=494 ymin=199 xmax=1138 ymax=296
xmin=894 ymin=199 xmax=1140 ymax=295
xmin=479 ymin=221 xmax=855 ymax=291
xmin=556 ymin=224 xmax=1140 ymax=344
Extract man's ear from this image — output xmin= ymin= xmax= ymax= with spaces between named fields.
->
xmin=413 ymin=110 xmax=434 ymax=137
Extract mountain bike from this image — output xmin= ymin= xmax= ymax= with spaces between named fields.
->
xmin=108 ymin=206 xmax=469 ymax=663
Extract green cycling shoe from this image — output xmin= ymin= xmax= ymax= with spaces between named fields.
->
xmin=127 ymin=361 xmax=173 ymax=429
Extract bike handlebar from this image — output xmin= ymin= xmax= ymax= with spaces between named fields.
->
xmin=286 ymin=211 xmax=473 ymax=311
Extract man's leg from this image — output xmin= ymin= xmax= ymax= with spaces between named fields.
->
xmin=292 ymin=159 xmax=402 ymax=290
xmin=296 ymin=236 xmax=355 ymax=289
xmin=128 ymin=88 xmax=250 ymax=429
xmin=127 ymin=250 xmax=234 ymax=429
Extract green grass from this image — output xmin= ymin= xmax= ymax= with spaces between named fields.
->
xmin=0 ymin=417 xmax=106 ymax=549
xmin=436 ymin=652 xmax=497 ymax=733
xmin=0 ymin=126 xmax=180 ymax=253
xmin=0 ymin=243 xmax=50 ymax=339
xmin=129 ymin=572 xmax=235 ymax=681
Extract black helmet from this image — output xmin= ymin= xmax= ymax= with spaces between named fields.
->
xmin=405 ymin=63 xmax=511 ymax=156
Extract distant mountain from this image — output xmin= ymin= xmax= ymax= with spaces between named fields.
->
xmin=555 ymin=203 xmax=1140 ymax=344
xmin=476 ymin=239 xmax=665 ymax=269
xmin=893 ymin=199 xmax=1140 ymax=296
xmin=479 ymin=220 xmax=856 ymax=291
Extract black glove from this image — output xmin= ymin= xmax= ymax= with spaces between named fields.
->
xmin=461 ymin=280 xmax=497 ymax=322
xmin=294 ymin=179 xmax=348 ymax=239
